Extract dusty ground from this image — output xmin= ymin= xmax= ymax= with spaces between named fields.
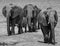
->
xmin=0 ymin=0 xmax=60 ymax=46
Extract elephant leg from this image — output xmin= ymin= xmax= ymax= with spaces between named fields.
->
xmin=38 ymin=23 xmax=40 ymax=29
xmin=32 ymin=17 xmax=37 ymax=32
xmin=32 ymin=24 xmax=36 ymax=32
xmin=49 ymin=23 xmax=55 ymax=44
xmin=32 ymin=21 xmax=36 ymax=32
xmin=41 ymin=26 xmax=49 ymax=43
xmin=52 ymin=29 xmax=55 ymax=44
xmin=11 ymin=20 xmax=15 ymax=35
xmin=18 ymin=25 xmax=23 ymax=34
xmin=49 ymin=29 xmax=55 ymax=44
xmin=25 ymin=27 xmax=26 ymax=32
xmin=28 ymin=18 xmax=32 ymax=32
xmin=48 ymin=23 xmax=55 ymax=45
xmin=49 ymin=29 xmax=52 ymax=43
xmin=11 ymin=25 xmax=15 ymax=35
xmin=7 ymin=17 xmax=11 ymax=36
xmin=28 ymin=26 xmax=32 ymax=32
xmin=25 ymin=25 xmax=27 ymax=32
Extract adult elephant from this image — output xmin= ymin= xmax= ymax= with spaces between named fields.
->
xmin=46 ymin=8 xmax=58 ymax=44
xmin=37 ymin=8 xmax=58 ymax=44
xmin=23 ymin=4 xmax=41 ymax=32
xmin=2 ymin=4 xmax=24 ymax=36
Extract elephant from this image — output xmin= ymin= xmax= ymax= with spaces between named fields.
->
xmin=46 ymin=8 xmax=58 ymax=44
xmin=23 ymin=4 xmax=41 ymax=32
xmin=2 ymin=4 xmax=24 ymax=36
xmin=37 ymin=8 xmax=58 ymax=44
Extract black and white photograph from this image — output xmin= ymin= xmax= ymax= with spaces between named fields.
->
xmin=0 ymin=0 xmax=59 ymax=46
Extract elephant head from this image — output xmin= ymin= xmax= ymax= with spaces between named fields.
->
xmin=46 ymin=8 xmax=58 ymax=28
xmin=2 ymin=4 xmax=16 ymax=18
xmin=23 ymin=4 xmax=34 ymax=18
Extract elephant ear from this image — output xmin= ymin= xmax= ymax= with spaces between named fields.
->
xmin=38 ymin=11 xmax=48 ymax=26
xmin=34 ymin=5 xmax=41 ymax=17
xmin=2 ymin=6 xmax=7 ymax=17
xmin=54 ymin=10 xmax=58 ymax=23
xmin=23 ymin=5 xmax=28 ymax=17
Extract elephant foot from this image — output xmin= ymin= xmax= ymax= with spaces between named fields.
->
xmin=44 ymin=38 xmax=49 ymax=43
xmin=51 ymin=42 xmax=55 ymax=45
xmin=18 ymin=31 xmax=23 ymax=34
xmin=12 ymin=33 xmax=15 ymax=35
xmin=49 ymin=41 xmax=55 ymax=45
xmin=28 ymin=28 xmax=33 ymax=32
xmin=49 ymin=39 xmax=55 ymax=45
xmin=49 ymin=38 xmax=52 ymax=43
xmin=47 ymin=37 xmax=55 ymax=45
xmin=18 ymin=32 xmax=21 ymax=34
xmin=28 ymin=26 xmax=33 ymax=32
xmin=25 ymin=30 xmax=27 ymax=33
xmin=28 ymin=29 xmax=32 ymax=32
xmin=32 ymin=30 xmax=37 ymax=32
xmin=44 ymin=35 xmax=49 ymax=43
xmin=38 ymin=26 xmax=40 ymax=29
xmin=11 ymin=31 xmax=15 ymax=35
xmin=32 ymin=28 xmax=37 ymax=32
xmin=18 ymin=31 xmax=22 ymax=34
xmin=18 ymin=30 xmax=23 ymax=34
xmin=28 ymin=30 xmax=32 ymax=32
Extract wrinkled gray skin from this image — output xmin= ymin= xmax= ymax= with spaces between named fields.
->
xmin=37 ymin=8 xmax=58 ymax=44
xmin=23 ymin=4 xmax=41 ymax=32
xmin=2 ymin=4 xmax=24 ymax=35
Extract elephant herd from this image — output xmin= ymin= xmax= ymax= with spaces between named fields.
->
xmin=2 ymin=4 xmax=58 ymax=45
